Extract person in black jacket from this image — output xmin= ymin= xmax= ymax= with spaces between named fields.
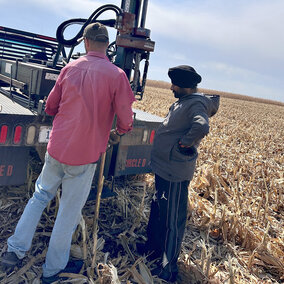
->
xmin=137 ymin=65 xmax=220 ymax=282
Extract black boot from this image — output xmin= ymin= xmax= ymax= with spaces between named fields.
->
xmin=151 ymin=263 xmax=178 ymax=283
xmin=0 ymin=252 xmax=22 ymax=273
xmin=41 ymin=259 xmax=84 ymax=283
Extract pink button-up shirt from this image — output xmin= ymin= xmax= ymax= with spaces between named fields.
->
xmin=45 ymin=51 xmax=135 ymax=165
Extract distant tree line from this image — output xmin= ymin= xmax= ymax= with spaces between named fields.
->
xmin=146 ymin=80 xmax=284 ymax=107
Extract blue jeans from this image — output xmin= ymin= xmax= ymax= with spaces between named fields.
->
xmin=7 ymin=152 xmax=97 ymax=277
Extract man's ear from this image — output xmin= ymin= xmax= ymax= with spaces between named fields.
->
xmin=84 ymin=38 xmax=89 ymax=51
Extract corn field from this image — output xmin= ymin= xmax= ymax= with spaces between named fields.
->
xmin=0 ymin=85 xmax=283 ymax=283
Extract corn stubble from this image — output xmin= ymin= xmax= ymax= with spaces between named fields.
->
xmin=0 ymin=85 xmax=283 ymax=283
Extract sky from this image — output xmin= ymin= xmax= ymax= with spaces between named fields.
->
xmin=1 ymin=0 xmax=284 ymax=103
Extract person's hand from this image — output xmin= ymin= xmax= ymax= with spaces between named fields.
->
xmin=178 ymin=141 xmax=196 ymax=156
xmin=108 ymin=129 xmax=123 ymax=146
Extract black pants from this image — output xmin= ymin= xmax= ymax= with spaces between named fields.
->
xmin=146 ymin=174 xmax=189 ymax=275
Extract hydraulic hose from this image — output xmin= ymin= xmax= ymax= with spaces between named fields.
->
xmin=56 ymin=4 xmax=121 ymax=47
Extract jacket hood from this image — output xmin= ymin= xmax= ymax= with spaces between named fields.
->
xmin=179 ymin=93 xmax=220 ymax=117
xmin=203 ymin=94 xmax=220 ymax=117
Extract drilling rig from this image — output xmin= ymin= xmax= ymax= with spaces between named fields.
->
xmin=0 ymin=0 xmax=163 ymax=186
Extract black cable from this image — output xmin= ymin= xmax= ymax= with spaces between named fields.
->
xmin=56 ymin=4 xmax=121 ymax=47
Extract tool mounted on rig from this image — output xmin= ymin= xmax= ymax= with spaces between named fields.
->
xmin=0 ymin=0 xmax=154 ymax=114
xmin=55 ymin=1 xmax=155 ymax=100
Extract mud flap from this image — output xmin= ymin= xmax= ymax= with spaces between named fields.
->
xmin=0 ymin=146 xmax=30 ymax=186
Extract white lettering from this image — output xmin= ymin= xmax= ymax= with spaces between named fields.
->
xmin=45 ymin=73 xmax=59 ymax=81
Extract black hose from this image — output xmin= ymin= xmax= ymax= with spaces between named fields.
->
xmin=56 ymin=4 xmax=121 ymax=47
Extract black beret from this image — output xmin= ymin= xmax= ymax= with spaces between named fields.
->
xmin=168 ymin=65 xmax=202 ymax=88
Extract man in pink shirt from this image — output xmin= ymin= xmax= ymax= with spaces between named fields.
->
xmin=1 ymin=23 xmax=135 ymax=282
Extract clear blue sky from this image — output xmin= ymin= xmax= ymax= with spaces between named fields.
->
xmin=1 ymin=0 xmax=284 ymax=103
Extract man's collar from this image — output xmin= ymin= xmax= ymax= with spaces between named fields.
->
xmin=87 ymin=51 xmax=108 ymax=60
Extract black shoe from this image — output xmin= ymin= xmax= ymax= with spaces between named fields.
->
xmin=152 ymin=266 xmax=178 ymax=283
xmin=0 ymin=252 xmax=21 ymax=273
xmin=41 ymin=259 xmax=84 ymax=283
xmin=62 ymin=259 xmax=84 ymax=273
